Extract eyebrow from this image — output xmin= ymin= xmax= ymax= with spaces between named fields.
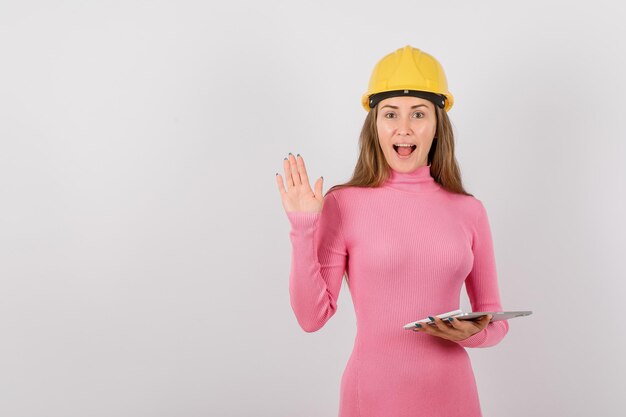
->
xmin=380 ymin=104 xmax=429 ymax=110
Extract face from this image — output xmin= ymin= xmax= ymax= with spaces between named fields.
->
xmin=376 ymin=96 xmax=437 ymax=172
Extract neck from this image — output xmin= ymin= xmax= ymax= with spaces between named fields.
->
xmin=383 ymin=164 xmax=441 ymax=193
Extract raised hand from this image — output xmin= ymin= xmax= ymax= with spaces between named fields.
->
xmin=276 ymin=153 xmax=324 ymax=213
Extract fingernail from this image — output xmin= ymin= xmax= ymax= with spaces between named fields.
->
xmin=448 ymin=318 xmax=454 ymax=322
xmin=428 ymin=316 xmax=435 ymax=322
xmin=297 ymin=153 xmax=300 ymax=157
xmin=321 ymin=176 xmax=323 ymax=179
xmin=275 ymin=172 xmax=278 ymax=176
xmin=284 ymin=157 xmax=287 ymax=160
xmin=289 ymin=152 xmax=293 ymax=155
xmin=415 ymin=323 xmax=422 ymax=328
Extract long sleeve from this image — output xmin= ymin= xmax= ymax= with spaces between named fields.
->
xmin=286 ymin=192 xmax=348 ymax=333
xmin=454 ymin=200 xmax=510 ymax=348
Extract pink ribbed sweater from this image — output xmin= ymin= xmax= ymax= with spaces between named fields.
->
xmin=286 ymin=164 xmax=509 ymax=417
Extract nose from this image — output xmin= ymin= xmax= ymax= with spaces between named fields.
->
xmin=397 ymin=116 xmax=412 ymax=135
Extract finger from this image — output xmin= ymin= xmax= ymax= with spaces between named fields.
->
xmin=447 ymin=317 xmax=460 ymax=329
xmin=288 ymin=153 xmax=302 ymax=186
xmin=296 ymin=154 xmax=311 ymax=189
xmin=418 ymin=320 xmax=439 ymax=335
xmin=283 ymin=157 xmax=294 ymax=189
xmin=314 ymin=176 xmax=323 ymax=199
xmin=446 ymin=317 xmax=473 ymax=337
xmin=412 ymin=322 xmax=427 ymax=333
xmin=449 ymin=317 xmax=478 ymax=333
xmin=430 ymin=316 xmax=450 ymax=332
xmin=276 ymin=172 xmax=287 ymax=196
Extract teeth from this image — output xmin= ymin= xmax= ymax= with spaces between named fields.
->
xmin=394 ymin=144 xmax=415 ymax=147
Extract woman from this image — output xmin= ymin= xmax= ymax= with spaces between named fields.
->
xmin=275 ymin=45 xmax=509 ymax=417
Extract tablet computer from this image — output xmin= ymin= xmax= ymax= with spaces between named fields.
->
xmin=403 ymin=310 xmax=532 ymax=329
xmin=453 ymin=310 xmax=532 ymax=322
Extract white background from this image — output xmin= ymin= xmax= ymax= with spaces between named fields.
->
xmin=1 ymin=1 xmax=624 ymax=416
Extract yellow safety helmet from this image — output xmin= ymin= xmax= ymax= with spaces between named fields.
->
xmin=361 ymin=45 xmax=454 ymax=112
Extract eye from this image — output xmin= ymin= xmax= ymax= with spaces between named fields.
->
xmin=384 ymin=112 xmax=396 ymax=119
xmin=413 ymin=112 xmax=424 ymax=118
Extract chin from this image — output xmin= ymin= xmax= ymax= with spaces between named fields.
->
xmin=386 ymin=152 xmax=424 ymax=171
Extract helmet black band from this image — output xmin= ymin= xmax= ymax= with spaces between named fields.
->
xmin=368 ymin=89 xmax=446 ymax=110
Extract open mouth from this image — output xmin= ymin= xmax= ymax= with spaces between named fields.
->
xmin=393 ymin=144 xmax=417 ymax=156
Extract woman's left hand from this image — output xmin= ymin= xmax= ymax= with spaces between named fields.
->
xmin=412 ymin=314 xmax=493 ymax=342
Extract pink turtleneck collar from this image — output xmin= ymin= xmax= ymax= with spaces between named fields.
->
xmin=382 ymin=164 xmax=441 ymax=193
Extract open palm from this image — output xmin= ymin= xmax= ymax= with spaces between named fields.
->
xmin=276 ymin=153 xmax=324 ymax=213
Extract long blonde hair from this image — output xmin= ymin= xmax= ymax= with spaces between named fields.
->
xmin=327 ymin=103 xmax=473 ymax=196
xmin=326 ymin=103 xmax=473 ymax=288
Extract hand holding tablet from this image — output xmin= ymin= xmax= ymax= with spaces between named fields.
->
xmin=403 ymin=310 xmax=532 ymax=330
